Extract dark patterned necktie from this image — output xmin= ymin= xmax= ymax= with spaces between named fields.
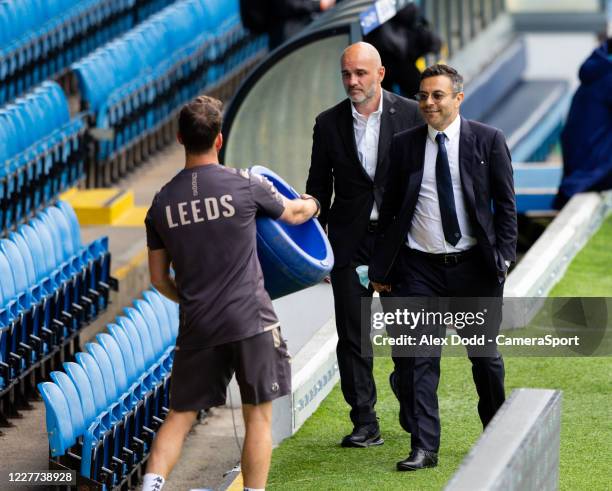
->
xmin=435 ymin=132 xmax=461 ymax=246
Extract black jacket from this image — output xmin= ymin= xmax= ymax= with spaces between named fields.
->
xmin=369 ymin=117 xmax=517 ymax=284
xmin=306 ymin=90 xmax=423 ymax=268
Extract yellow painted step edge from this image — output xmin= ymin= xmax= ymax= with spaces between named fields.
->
xmin=62 ymin=188 xmax=134 ymax=225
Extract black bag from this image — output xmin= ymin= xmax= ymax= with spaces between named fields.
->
xmin=240 ymin=0 xmax=270 ymax=33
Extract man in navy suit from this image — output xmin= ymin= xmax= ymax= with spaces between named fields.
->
xmin=369 ymin=64 xmax=517 ymax=470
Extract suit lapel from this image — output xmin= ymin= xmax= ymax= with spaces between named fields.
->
xmin=400 ymin=125 xmax=427 ymax=214
xmin=338 ymin=99 xmax=371 ymax=182
xmin=458 ymin=117 xmax=477 ymax=216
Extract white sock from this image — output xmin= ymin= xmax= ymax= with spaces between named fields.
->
xmin=243 ymin=488 xmax=265 ymax=491
xmin=142 ymin=473 xmax=165 ymax=491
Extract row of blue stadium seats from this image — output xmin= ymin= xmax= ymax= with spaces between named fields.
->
xmin=0 ymin=82 xmax=85 ymax=231
xmin=73 ymin=0 xmax=241 ymax=114
xmin=70 ymin=0 xmax=266 ymax=185
xmin=0 ymin=201 xmax=112 ymax=392
xmin=0 ymin=0 xmax=178 ymax=104
xmin=92 ymin=21 xmax=264 ymax=163
xmin=39 ymin=289 xmax=178 ymax=489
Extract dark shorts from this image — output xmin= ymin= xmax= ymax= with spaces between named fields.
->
xmin=169 ymin=327 xmax=291 ymax=410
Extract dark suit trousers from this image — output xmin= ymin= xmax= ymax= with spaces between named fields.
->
xmin=392 ymin=247 xmax=506 ymax=452
xmin=330 ymin=230 xmax=378 ymax=426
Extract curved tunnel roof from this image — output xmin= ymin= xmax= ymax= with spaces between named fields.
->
xmin=221 ymin=0 xmax=374 ymax=190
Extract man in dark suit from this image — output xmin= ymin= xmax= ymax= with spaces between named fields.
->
xmin=369 ymin=64 xmax=517 ymax=470
xmin=306 ymin=42 xmax=423 ymax=447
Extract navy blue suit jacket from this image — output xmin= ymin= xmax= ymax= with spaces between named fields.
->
xmin=369 ymin=117 xmax=517 ymax=284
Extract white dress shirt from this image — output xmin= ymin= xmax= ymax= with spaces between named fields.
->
xmin=351 ymin=95 xmax=383 ymax=220
xmin=407 ymin=114 xmax=477 ymax=253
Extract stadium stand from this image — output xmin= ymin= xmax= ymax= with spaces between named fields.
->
xmin=38 ymin=288 xmax=178 ymax=489
xmin=460 ymin=37 xmax=571 ymax=214
xmin=461 ymin=37 xmax=571 ymax=164
xmin=71 ymin=0 xmax=267 ymax=187
xmin=0 ymin=81 xmax=86 ymax=233
xmin=0 ymin=200 xmax=117 ymax=427
xmin=0 ymin=0 xmax=178 ymax=105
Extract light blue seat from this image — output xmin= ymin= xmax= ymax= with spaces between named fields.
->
xmin=132 ymin=300 xmax=166 ymax=359
xmin=85 ymin=342 xmax=119 ymax=407
xmin=8 ymin=232 xmax=52 ymax=340
xmin=142 ymin=290 xmax=173 ymax=348
xmin=75 ymin=352 xmax=112 ymax=420
xmin=121 ymin=309 xmax=157 ymax=370
xmin=113 ymin=319 xmax=147 ymax=380
xmin=38 ymin=381 xmax=77 ymax=457
xmin=0 ymin=239 xmax=41 ymax=337
xmin=106 ymin=323 xmax=138 ymax=386
xmin=62 ymin=360 xmax=115 ymax=482
xmin=96 ymin=333 xmax=129 ymax=396
xmin=50 ymin=370 xmax=86 ymax=439
xmin=62 ymin=361 xmax=99 ymax=429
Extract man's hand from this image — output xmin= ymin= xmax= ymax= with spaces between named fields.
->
xmin=320 ymin=0 xmax=336 ymax=11
xmin=279 ymin=195 xmax=319 ymax=225
xmin=372 ymin=281 xmax=391 ymax=293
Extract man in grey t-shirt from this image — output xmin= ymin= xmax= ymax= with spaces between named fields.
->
xmin=141 ymin=96 xmax=319 ymax=491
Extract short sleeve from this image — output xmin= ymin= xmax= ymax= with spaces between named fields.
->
xmin=249 ymin=173 xmax=285 ymax=219
xmin=144 ymin=198 xmax=165 ymax=250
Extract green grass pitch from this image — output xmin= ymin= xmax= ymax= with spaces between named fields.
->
xmin=267 ymin=215 xmax=612 ymax=490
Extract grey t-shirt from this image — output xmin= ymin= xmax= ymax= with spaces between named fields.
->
xmin=145 ymin=164 xmax=285 ymax=349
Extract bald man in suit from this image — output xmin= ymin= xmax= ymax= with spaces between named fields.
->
xmin=306 ymin=42 xmax=423 ymax=447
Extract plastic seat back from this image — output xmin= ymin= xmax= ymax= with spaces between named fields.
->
xmin=39 ymin=210 xmax=69 ymax=263
xmin=75 ymin=352 xmax=108 ymax=415
xmin=56 ymin=201 xmax=82 ymax=251
xmin=158 ymin=293 xmax=179 ymax=340
xmin=85 ymin=343 xmax=118 ymax=404
xmin=50 ymin=371 xmax=86 ymax=437
xmin=0 ymin=239 xmax=30 ymax=295
xmin=8 ymin=233 xmax=37 ymax=286
xmin=123 ymin=308 xmax=156 ymax=366
xmin=19 ymin=224 xmax=50 ymax=279
xmin=115 ymin=317 xmax=146 ymax=374
xmin=46 ymin=206 xmax=76 ymax=259
xmin=63 ymin=361 xmax=98 ymax=425
xmin=96 ymin=333 xmax=129 ymax=395
xmin=107 ymin=323 xmax=138 ymax=384
xmin=29 ymin=217 xmax=60 ymax=271
xmin=143 ymin=290 xmax=173 ymax=347
xmin=38 ymin=382 xmax=76 ymax=457
xmin=0 ymin=250 xmax=17 ymax=304
xmin=133 ymin=299 xmax=164 ymax=357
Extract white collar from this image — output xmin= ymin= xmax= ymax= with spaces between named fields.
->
xmin=351 ymin=92 xmax=384 ymax=120
xmin=427 ymin=113 xmax=461 ymax=142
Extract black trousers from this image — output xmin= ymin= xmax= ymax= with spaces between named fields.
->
xmin=391 ymin=246 xmax=506 ymax=452
xmin=330 ymin=230 xmax=378 ymax=426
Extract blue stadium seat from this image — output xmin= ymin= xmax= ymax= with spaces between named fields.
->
xmin=0 ymin=82 xmax=86 ymax=230
xmin=106 ymin=323 xmax=139 ymax=386
xmin=142 ymin=290 xmax=173 ymax=346
xmin=2 ymin=199 xmax=116 ymax=432
xmin=70 ymin=0 xmax=263 ymax=186
xmin=62 ymin=361 xmax=98 ymax=429
xmin=50 ymin=370 xmax=86 ymax=439
xmin=38 ymin=287 xmax=176 ymax=488
xmin=38 ymin=381 xmax=78 ymax=457
xmin=0 ymin=0 xmax=174 ymax=104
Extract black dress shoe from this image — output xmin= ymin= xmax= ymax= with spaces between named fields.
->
xmin=396 ymin=448 xmax=438 ymax=471
xmin=341 ymin=422 xmax=384 ymax=448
